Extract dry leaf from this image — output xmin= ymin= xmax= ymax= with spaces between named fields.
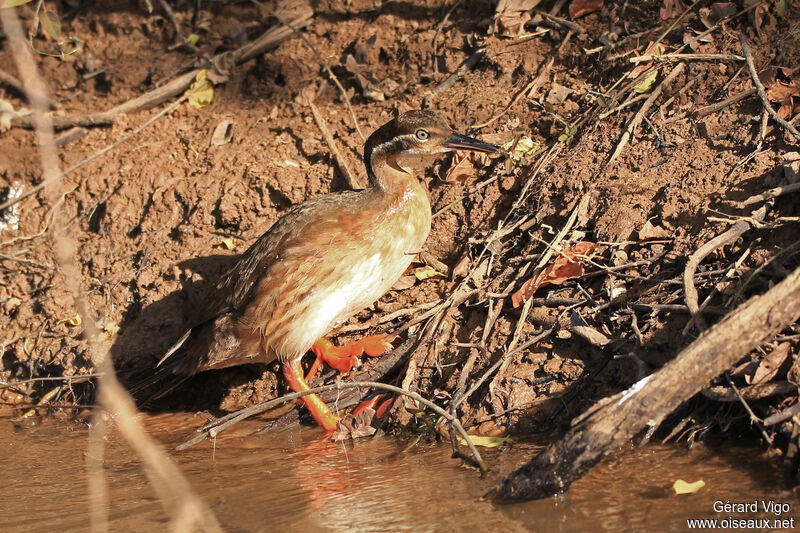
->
xmin=391 ymin=275 xmax=417 ymax=291
xmin=459 ymin=435 xmax=511 ymax=447
xmin=673 ymin=479 xmax=705 ymax=494
xmin=40 ymin=10 xmax=61 ymax=41
xmin=569 ymin=0 xmax=604 ymax=18
xmin=661 ymin=0 xmax=687 ymax=20
xmin=452 ymin=253 xmax=471 ymax=279
xmin=638 ymin=220 xmax=671 ymax=240
xmin=512 ymin=241 xmax=596 ymax=308
xmin=758 ymin=67 xmax=800 ymax=119
xmin=1 ymin=0 xmax=35 ymax=7
xmin=751 ymin=343 xmax=791 ymax=385
xmin=633 ymin=69 xmax=659 ymax=94
xmin=629 ymin=42 xmax=667 ymax=79
xmin=211 ymin=120 xmax=234 ymax=146
xmin=444 ymin=151 xmax=490 ymax=182
xmin=64 ymin=314 xmax=82 ymax=326
xmin=698 ymin=2 xmax=737 ymax=28
xmin=492 ymin=0 xmax=539 ymax=37
xmin=186 ymin=69 xmax=214 ymax=109
xmin=501 ymin=136 xmax=539 ymax=165
xmin=414 ymin=265 xmax=446 ymax=281
xmin=219 ymin=236 xmax=238 ymax=250
xmin=103 ymin=321 xmax=120 ymax=338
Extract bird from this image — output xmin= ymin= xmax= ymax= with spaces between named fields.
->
xmin=136 ymin=110 xmax=499 ymax=431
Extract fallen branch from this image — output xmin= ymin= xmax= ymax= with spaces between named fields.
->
xmin=491 ymin=263 xmax=800 ymax=501
xmin=304 ymin=88 xmax=362 ymax=190
xmin=741 ymin=182 xmax=800 ymax=207
xmin=608 ymin=62 xmax=685 ymax=165
xmin=174 ymin=380 xmax=487 ymax=473
xmin=682 ymin=203 xmax=768 ymax=332
xmin=739 ymin=33 xmax=800 ymax=143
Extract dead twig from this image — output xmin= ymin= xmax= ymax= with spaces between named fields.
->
xmin=738 ymin=33 xmax=800 ymax=143
xmin=702 ymin=380 xmax=796 ymax=402
xmin=683 ymin=203 xmax=769 ymax=332
xmin=253 ymin=0 xmax=364 ymax=141
xmin=608 ymin=62 xmax=685 ymax=165
xmin=174 ymin=380 xmax=486 ymax=472
xmin=472 ymin=55 xmax=556 ymax=130
xmin=11 ymin=112 xmax=116 ymax=130
xmin=432 ymin=0 xmax=463 ymax=73
xmin=492 ymin=263 xmax=800 ymax=501
xmin=741 ymin=181 xmax=800 ymax=207
xmin=629 ymin=53 xmax=744 ymax=63
xmin=430 ymin=47 xmax=486 ymax=97
xmin=304 ymin=88 xmax=363 ymax=190
xmin=0 ymin=8 xmax=222 ymax=531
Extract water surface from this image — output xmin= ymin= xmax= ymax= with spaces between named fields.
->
xmin=1 ymin=413 xmax=794 ymax=532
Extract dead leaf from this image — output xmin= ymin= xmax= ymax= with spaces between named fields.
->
xmin=673 ymin=479 xmax=705 ymax=494
xmin=452 ymin=253 xmax=471 ymax=279
xmin=661 ymin=0 xmax=687 ymax=20
xmin=633 ymin=69 xmax=659 ymax=94
xmin=391 ymin=275 xmax=417 ymax=291
xmin=211 ymin=120 xmax=234 ymax=146
xmin=751 ymin=343 xmax=791 ymax=385
xmin=185 ymin=69 xmax=214 ymax=109
xmin=40 ymin=10 xmax=61 ymax=41
xmin=414 ymin=265 xmax=446 ymax=281
xmin=629 ymin=42 xmax=667 ymax=80
xmin=570 ymin=312 xmax=611 ymax=346
xmin=103 ymin=321 xmax=120 ymax=339
xmin=569 ymin=0 xmax=604 ymax=18
xmin=698 ymin=2 xmax=737 ymax=28
xmin=331 ymin=407 xmax=378 ymax=441
xmin=638 ymin=220 xmax=671 ymax=240
xmin=64 ymin=314 xmax=81 ymax=327
xmin=444 ymin=151 xmax=490 ymax=182
xmin=492 ymin=0 xmax=539 ymax=37
xmin=511 ymin=241 xmax=596 ymax=308
xmin=219 ymin=237 xmax=238 ymax=250
xmin=459 ymin=435 xmax=511 ymax=447
xmin=501 ymin=136 xmax=539 ymax=165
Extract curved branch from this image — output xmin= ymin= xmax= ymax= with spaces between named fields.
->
xmin=174 ymin=380 xmax=487 ymax=473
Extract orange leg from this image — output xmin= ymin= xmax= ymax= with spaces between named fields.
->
xmin=310 ymin=334 xmax=396 ymax=377
xmin=283 ymin=359 xmax=340 ymax=432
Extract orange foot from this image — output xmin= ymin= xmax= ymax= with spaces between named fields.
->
xmin=283 ymin=359 xmax=340 ymax=432
xmin=308 ymin=334 xmax=396 ymax=380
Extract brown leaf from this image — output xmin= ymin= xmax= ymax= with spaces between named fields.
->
xmin=638 ymin=220 xmax=671 ymax=240
xmin=444 ymin=151 xmax=490 ymax=183
xmin=492 ymin=0 xmax=540 ymax=37
xmin=777 ymin=95 xmax=800 ymax=120
xmin=752 ymin=343 xmax=791 ymax=385
xmin=511 ymin=241 xmax=596 ymax=308
xmin=660 ymin=0 xmax=687 ymax=20
xmin=569 ymin=0 xmax=604 ymax=18
xmin=759 ymin=67 xmax=797 ymax=102
xmin=391 ymin=275 xmax=417 ymax=291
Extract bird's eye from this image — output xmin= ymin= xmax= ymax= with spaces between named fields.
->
xmin=415 ymin=129 xmax=430 ymax=141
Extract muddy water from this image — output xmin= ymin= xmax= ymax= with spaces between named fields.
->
xmin=1 ymin=413 xmax=795 ymax=532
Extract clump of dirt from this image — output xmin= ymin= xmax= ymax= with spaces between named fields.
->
xmin=1 ymin=0 xmax=799 ymax=475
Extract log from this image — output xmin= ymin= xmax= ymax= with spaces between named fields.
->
xmin=490 ymin=264 xmax=800 ymax=501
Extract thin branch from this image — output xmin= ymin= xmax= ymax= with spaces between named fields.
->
xmin=174 ymin=380 xmax=487 ymax=473
xmin=738 ymin=33 xmax=800 ymax=143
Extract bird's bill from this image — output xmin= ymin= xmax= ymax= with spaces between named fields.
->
xmin=442 ymin=132 xmax=499 ymax=153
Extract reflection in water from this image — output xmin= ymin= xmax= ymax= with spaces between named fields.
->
xmin=0 ymin=413 xmax=792 ymax=533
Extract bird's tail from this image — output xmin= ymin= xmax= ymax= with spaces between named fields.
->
xmin=126 ymin=330 xmax=193 ymax=405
